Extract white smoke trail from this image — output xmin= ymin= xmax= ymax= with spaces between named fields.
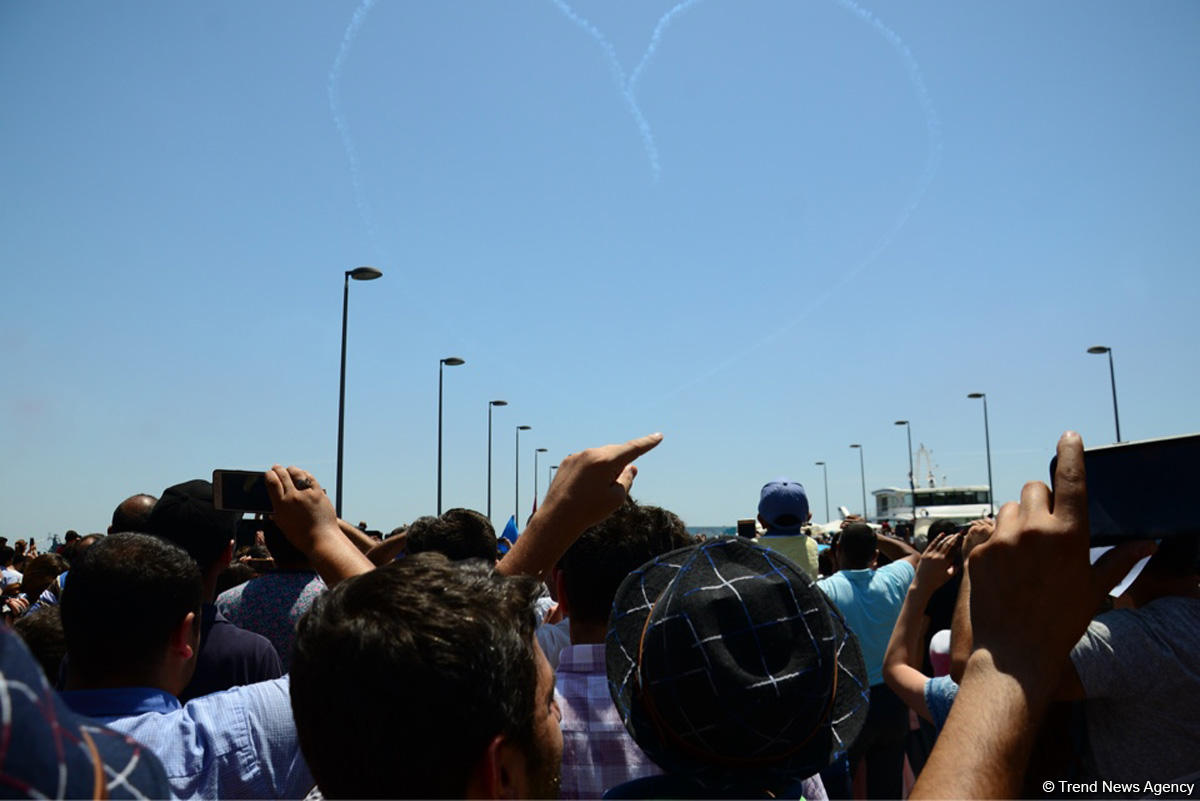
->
xmin=649 ymin=0 xmax=943 ymax=405
xmin=328 ymin=0 xmax=385 ymax=261
xmin=551 ymin=0 xmax=704 ymax=181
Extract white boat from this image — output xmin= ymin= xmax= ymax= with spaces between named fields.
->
xmin=870 ymin=444 xmax=993 ymax=529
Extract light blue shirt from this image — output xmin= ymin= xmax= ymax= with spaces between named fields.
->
xmin=61 ymin=678 xmax=312 ymax=800
xmin=817 ymin=560 xmax=915 ymax=686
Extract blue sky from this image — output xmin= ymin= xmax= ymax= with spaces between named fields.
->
xmin=2 ymin=0 xmax=1198 ymax=540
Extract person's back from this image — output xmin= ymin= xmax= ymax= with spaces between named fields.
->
xmin=1067 ymin=534 xmax=1200 ymax=783
xmin=816 ymin=522 xmax=917 ymax=799
xmin=215 ymin=520 xmax=324 ymax=671
xmin=554 ymin=499 xmax=693 ymax=798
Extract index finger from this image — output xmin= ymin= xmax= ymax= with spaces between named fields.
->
xmin=607 ymin=432 xmax=664 ymax=466
xmin=1050 ymin=431 xmax=1089 ymax=529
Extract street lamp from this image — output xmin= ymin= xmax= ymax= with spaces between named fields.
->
xmin=534 ymin=448 xmax=548 ymax=511
xmin=814 ymin=461 xmax=830 ymax=523
xmin=550 ymin=463 xmax=559 ymax=492
xmin=515 ymin=425 xmax=531 ymax=524
xmin=486 ymin=400 xmax=507 ymax=520
xmin=436 ymin=357 xmax=465 ymax=514
xmin=336 ymin=265 xmax=383 ymax=517
xmin=1087 ymin=346 xmax=1122 ymax=442
xmin=849 ymin=444 xmax=867 ymax=519
xmin=967 ymin=393 xmax=995 ymax=515
xmin=894 ymin=421 xmax=916 ymax=524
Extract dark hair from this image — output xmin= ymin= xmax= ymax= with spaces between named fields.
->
xmin=290 ymin=554 xmax=541 ymax=798
xmin=1145 ymin=532 xmax=1200 ymax=578
xmin=558 ymin=498 xmax=693 ymax=625
xmin=20 ymin=553 xmax=68 ymax=601
xmin=144 ymin=480 xmax=238 ymax=572
xmin=262 ymin=519 xmax=307 ymax=568
xmin=110 ymin=493 xmax=158 ymax=533
xmin=926 ymin=519 xmax=958 ymax=543
xmin=840 ymin=523 xmax=878 ymax=569
xmin=404 ymin=508 xmax=498 ymax=563
xmin=60 ymin=533 xmax=203 ymax=681
xmin=0 ymin=546 xmax=13 ymax=567
xmin=13 ymin=606 xmax=66 ymax=683
xmin=215 ymin=562 xmax=258 ymax=596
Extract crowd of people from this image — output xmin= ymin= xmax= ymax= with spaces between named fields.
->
xmin=1 ymin=430 xmax=1197 ymax=799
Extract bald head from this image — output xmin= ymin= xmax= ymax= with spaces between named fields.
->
xmin=109 ymin=493 xmax=158 ymax=534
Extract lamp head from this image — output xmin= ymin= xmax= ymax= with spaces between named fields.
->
xmin=1087 ymin=345 xmax=1111 ymax=355
xmin=517 ymin=425 xmax=531 ymax=431
xmin=347 ymin=266 xmax=383 ymax=281
xmin=967 ymin=392 xmax=985 ymax=399
xmin=441 ymin=356 xmax=465 ymax=366
xmin=536 ymin=448 xmax=548 ymax=453
xmin=815 ymin=461 xmax=825 ymax=466
xmin=490 ymin=400 xmax=508 ymax=407
xmin=850 ymin=444 xmax=861 ymax=449
xmin=894 ymin=420 xmax=908 ymax=426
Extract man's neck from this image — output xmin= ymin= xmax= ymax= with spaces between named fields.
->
xmin=568 ymin=618 xmax=607 ymax=645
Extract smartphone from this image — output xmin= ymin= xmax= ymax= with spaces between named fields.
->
xmin=736 ymin=518 xmax=757 ymax=539
xmin=213 ymin=470 xmax=273 ymax=514
xmin=1049 ymin=433 xmax=1200 ymax=544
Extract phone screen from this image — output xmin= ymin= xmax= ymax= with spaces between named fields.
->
xmin=213 ymin=470 xmax=273 ymax=514
xmin=1050 ymin=433 xmax=1200 ymax=544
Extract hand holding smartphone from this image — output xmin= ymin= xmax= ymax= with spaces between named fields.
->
xmin=1049 ymin=433 xmax=1200 ymax=544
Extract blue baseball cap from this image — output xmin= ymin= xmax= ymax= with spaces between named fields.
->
xmin=758 ymin=478 xmax=810 ymax=531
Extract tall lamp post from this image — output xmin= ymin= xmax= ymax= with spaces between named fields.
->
xmin=515 ymin=425 xmax=531 ymax=524
xmin=550 ymin=463 xmax=558 ymax=492
xmin=894 ymin=421 xmax=916 ymax=524
xmin=1087 ymin=346 xmax=1122 ymax=442
xmin=967 ymin=393 xmax=995 ymax=515
xmin=849 ymin=444 xmax=867 ymax=520
xmin=533 ymin=448 xmax=548 ymax=512
xmin=436 ymin=357 xmax=465 ymax=514
xmin=336 ymin=265 xmax=383 ymax=518
xmin=486 ymin=400 xmax=507 ymax=520
xmin=814 ymin=461 xmax=830 ymax=523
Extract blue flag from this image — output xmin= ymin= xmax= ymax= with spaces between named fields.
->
xmin=498 ymin=515 xmax=520 ymax=555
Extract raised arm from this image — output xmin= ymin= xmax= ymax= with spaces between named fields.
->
xmin=948 ymin=518 xmax=993 ymax=682
xmin=266 ymin=466 xmax=374 ymax=588
xmin=883 ymin=532 xmax=959 ymax=723
xmin=497 ymin=433 xmax=663 ymax=579
xmin=876 ymin=531 xmax=920 ymax=566
xmin=910 ymin=433 xmax=1153 ymax=799
xmin=336 ymin=518 xmax=379 ymax=555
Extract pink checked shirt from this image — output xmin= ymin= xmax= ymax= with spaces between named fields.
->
xmin=556 ymin=643 xmax=662 ymax=799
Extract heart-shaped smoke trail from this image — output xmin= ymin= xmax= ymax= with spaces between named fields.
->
xmin=550 ymin=0 xmax=705 ymax=183
xmin=329 ymin=0 xmax=385 ymax=264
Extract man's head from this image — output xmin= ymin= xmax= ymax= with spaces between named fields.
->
xmin=556 ymin=498 xmax=692 ymax=633
xmin=291 ymin=554 xmax=561 ymax=799
xmin=109 ymin=493 xmax=158 ymax=534
xmin=757 ymin=479 xmax=811 ymax=533
xmin=839 ymin=522 xmax=878 ymax=569
xmin=60 ymin=533 xmax=202 ymax=693
xmin=20 ymin=553 xmax=68 ymax=601
xmin=144 ymin=480 xmax=239 ymax=589
xmin=404 ymin=508 xmax=499 ymax=563
xmin=0 ymin=546 xmax=13 ymax=568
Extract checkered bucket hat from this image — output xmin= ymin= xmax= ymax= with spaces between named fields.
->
xmin=0 ymin=626 xmax=172 ymax=799
xmin=606 ymin=537 xmax=869 ymax=788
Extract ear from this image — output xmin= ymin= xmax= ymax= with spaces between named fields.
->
xmin=757 ymin=515 xmax=766 ymax=528
xmin=552 ymin=567 xmax=570 ymax=618
xmin=806 ymin=512 xmax=813 ymax=522
xmin=466 ymin=734 xmax=526 ymax=799
xmin=170 ymin=611 xmax=198 ymax=662
xmin=221 ymin=539 xmax=234 ymax=568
